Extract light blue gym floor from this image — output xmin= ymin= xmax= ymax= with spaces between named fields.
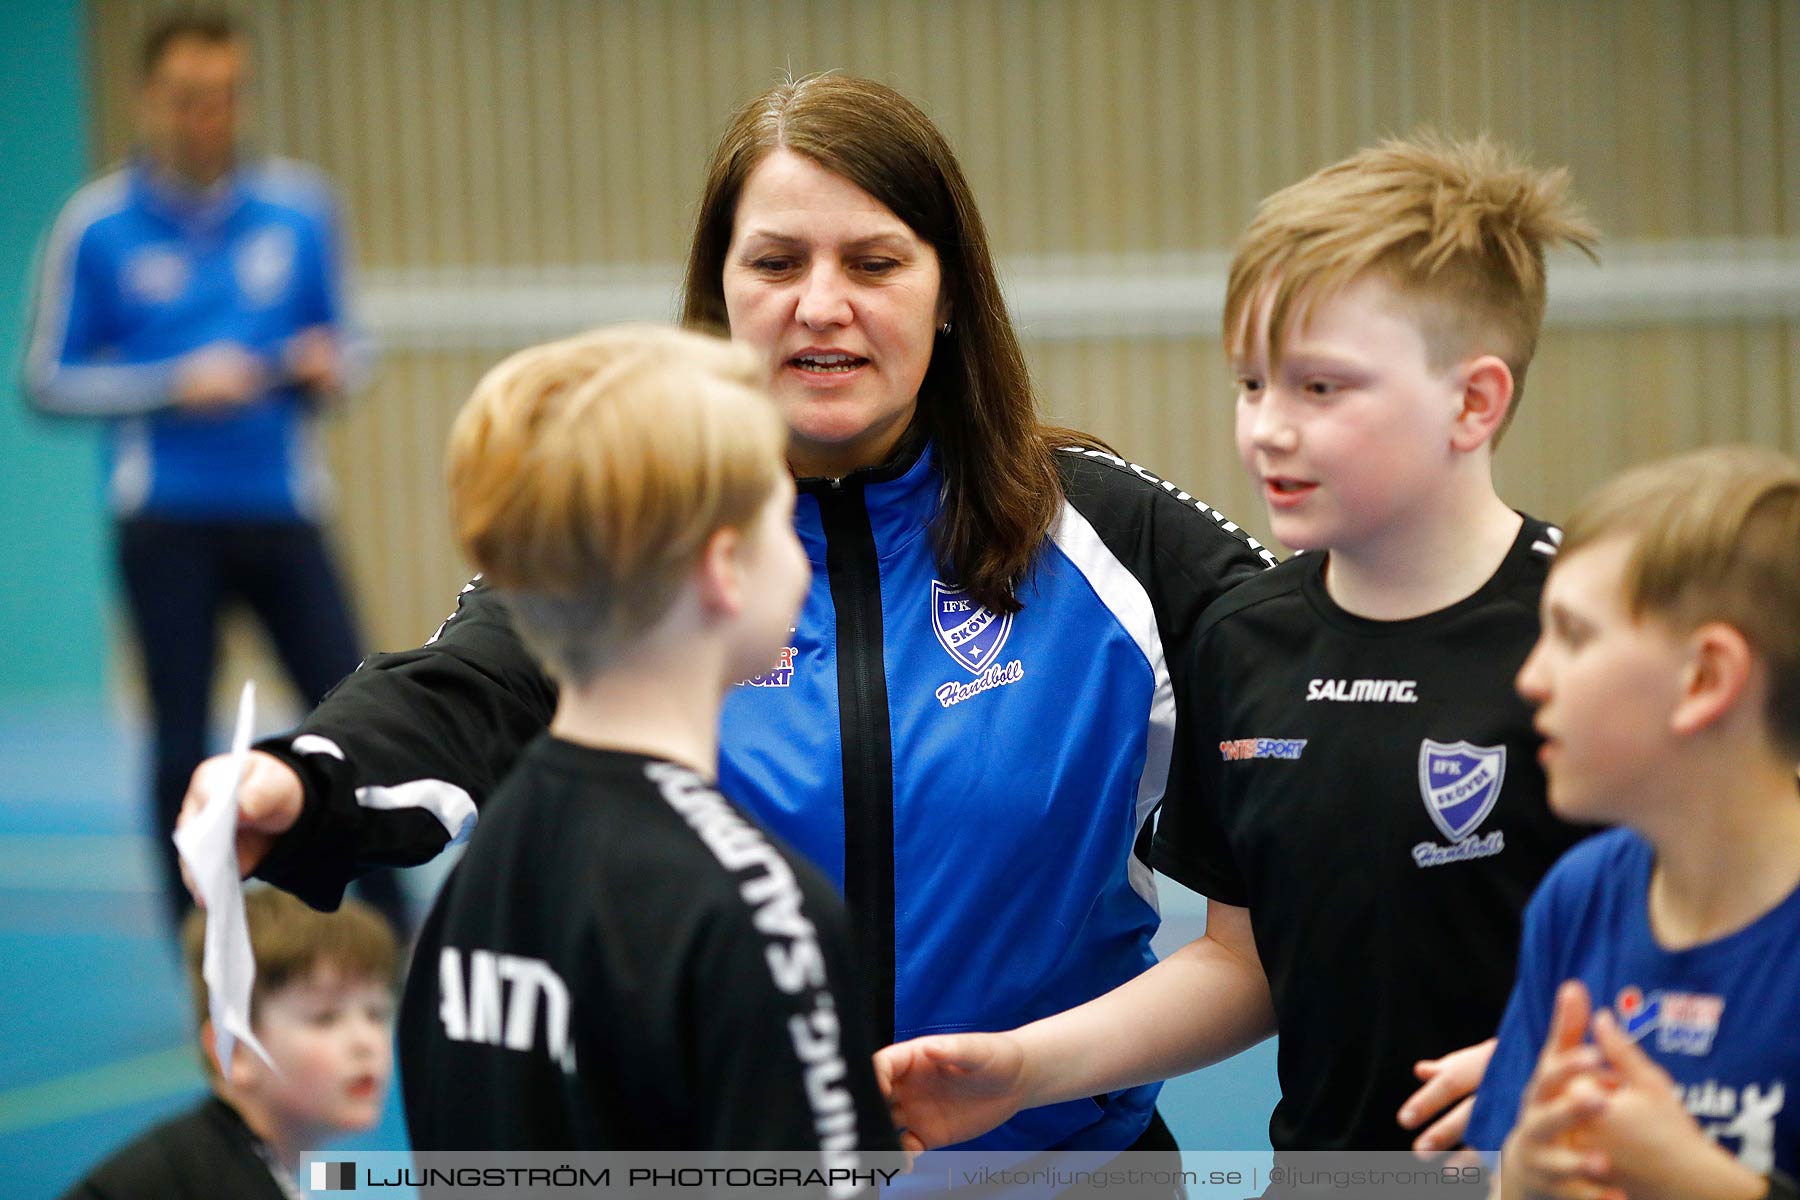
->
xmin=0 ymin=701 xmax=1278 ymax=1199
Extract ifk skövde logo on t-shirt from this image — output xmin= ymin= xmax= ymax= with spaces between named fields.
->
xmin=1418 ymin=739 xmax=1507 ymax=841
xmin=930 ymin=580 xmax=1013 ymax=675
xmin=235 ymin=225 xmax=297 ymax=307
xmin=1410 ymin=739 xmax=1508 ymax=868
xmin=929 ymin=582 xmax=1026 ymax=709
xmin=123 ymin=245 xmax=190 ymax=304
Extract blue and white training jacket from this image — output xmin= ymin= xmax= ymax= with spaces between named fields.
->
xmin=251 ymin=442 xmax=1275 ymax=1152
xmin=22 ymin=156 xmax=370 ymax=520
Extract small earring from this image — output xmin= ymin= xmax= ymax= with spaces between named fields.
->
xmin=938 ymin=321 xmax=953 ymax=336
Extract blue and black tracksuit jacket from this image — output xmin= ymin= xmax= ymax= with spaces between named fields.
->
xmin=255 ymin=441 xmax=1274 ymax=1151
xmin=22 ymin=155 xmax=370 ymax=519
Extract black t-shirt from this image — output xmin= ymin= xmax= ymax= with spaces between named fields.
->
xmin=400 ymin=737 xmax=897 ymax=1159
xmin=1153 ymin=516 xmax=1590 ymax=1151
xmin=58 ymin=1096 xmax=292 ymax=1200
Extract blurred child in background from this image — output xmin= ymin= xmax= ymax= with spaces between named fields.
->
xmin=60 ymin=887 xmax=396 ymax=1200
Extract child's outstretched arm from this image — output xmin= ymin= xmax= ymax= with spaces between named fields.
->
xmin=876 ymin=900 xmax=1275 ymax=1154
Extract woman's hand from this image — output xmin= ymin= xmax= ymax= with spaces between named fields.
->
xmin=175 ymin=750 xmax=304 ymax=901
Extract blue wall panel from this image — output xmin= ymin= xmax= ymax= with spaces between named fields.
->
xmin=1 ymin=0 xmax=106 ymax=700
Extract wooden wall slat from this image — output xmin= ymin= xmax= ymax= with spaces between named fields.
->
xmin=1783 ymin=0 xmax=1800 ymax=237
xmin=82 ymin=0 xmax=1800 ymax=649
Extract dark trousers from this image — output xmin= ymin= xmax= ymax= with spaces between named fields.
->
xmin=117 ymin=516 xmax=408 ymax=936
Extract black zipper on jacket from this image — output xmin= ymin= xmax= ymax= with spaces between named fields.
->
xmin=814 ymin=478 xmax=897 ymax=1046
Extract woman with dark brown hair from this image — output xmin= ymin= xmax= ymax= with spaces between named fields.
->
xmin=179 ymin=73 xmax=1273 ymax=1158
xmin=681 ymin=73 xmax=1063 ymax=621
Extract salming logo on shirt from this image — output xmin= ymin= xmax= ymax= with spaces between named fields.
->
xmin=647 ymin=762 xmax=866 ymax=1192
xmin=1306 ymin=678 xmax=1418 ymax=703
xmin=1065 ymin=448 xmax=1280 ymax=570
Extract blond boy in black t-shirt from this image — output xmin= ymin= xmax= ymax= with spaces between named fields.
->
xmin=877 ymin=134 xmax=1599 ymax=1157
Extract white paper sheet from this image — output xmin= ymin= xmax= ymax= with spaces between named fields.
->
xmin=171 ymin=680 xmax=279 ymax=1077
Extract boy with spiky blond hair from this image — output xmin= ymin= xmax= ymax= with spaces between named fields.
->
xmin=877 ymin=134 xmax=1600 ymax=1155
xmin=1468 ymin=446 xmax=1800 ymax=1200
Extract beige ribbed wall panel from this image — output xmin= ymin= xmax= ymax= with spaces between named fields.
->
xmin=1029 ymin=321 xmax=1800 ymax=552
xmin=89 ymin=0 xmax=1800 ymax=255
xmin=87 ymin=0 xmax=1800 ymax=657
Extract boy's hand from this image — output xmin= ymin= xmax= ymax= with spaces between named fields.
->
xmin=175 ymin=750 xmax=304 ymax=900
xmin=284 ymin=326 xmax=344 ymax=395
xmin=1401 ymin=1036 xmax=1496 ymax=1154
xmin=874 ymin=1032 xmax=1028 ymax=1156
xmin=1581 ymin=1010 xmax=1768 ymax=1200
xmin=1499 ymin=981 xmax=1620 ymax=1200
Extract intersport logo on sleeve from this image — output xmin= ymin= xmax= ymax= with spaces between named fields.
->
xmin=1220 ymin=737 xmax=1308 ymax=762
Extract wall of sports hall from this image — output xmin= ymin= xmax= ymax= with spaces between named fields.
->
xmin=0 ymin=1 xmax=1794 ymax=1195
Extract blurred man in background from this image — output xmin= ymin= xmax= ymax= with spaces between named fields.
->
xmin=22 ymin=10 xmax=405 ymax=936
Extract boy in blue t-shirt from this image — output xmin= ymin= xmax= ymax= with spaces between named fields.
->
xmin=1467 ymin=446 xmax=1800 ymax=1200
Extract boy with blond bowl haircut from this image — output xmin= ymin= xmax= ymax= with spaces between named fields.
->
xmin=62 ymin=888 xmax=397 ymax=1200
xmin=878 ymin=135 xmax=1599 ymax=1155
xmin=1468 ymin=446 xmax=1800 ymax=1200
xmin=398 ymin=326 xmax=897 ymax=1165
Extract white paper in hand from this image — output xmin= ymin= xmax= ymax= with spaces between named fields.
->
xmin=172 ymin=680 xmax=279 ymax=1078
